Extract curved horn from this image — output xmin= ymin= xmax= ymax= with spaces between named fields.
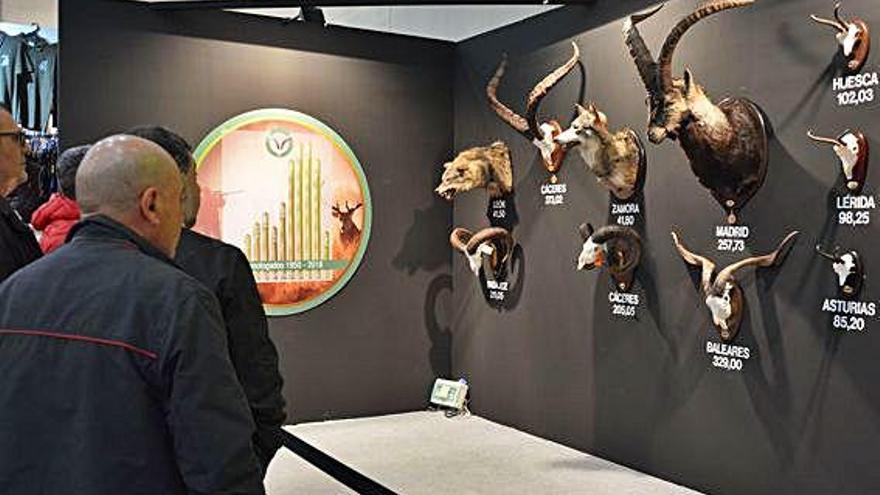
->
xmin=524 ymin=41 xmax=581 ymax=140
xmin=807 ymin=130 xmax=845 ymax=148
xmin=815 ymin=244 xmax=842 ymax=262
xmin=578 ymin=222 xmax=595 ymax=241
xmin=671 ymin=231 xmax=716 ymax=294
xmin=486 ymin=54 xmax=531 ymax=138
xmin=591 ymin=225 xmax=642 ymax=245
xmin=658 ymin=0 xmax=754 ymax=91
xmin=623 ymin=3 xmax=664 ymax=93
xmin=716 ymin=231 xmax=800 ymax=285
xmin=450 ymin=228 xmax=474 ymax=254
xmin=834 ymin=2 xmax=848 ymax=27
xmin=466 ymin=227 xmax=514 ymax=267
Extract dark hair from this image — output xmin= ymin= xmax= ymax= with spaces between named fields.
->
xmin=126 ymin=125 xmax=193 ymax=174
xmin=56 ymin=145 xmax=91 ymax=199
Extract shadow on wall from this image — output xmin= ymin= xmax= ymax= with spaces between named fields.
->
xmin=392 ymin=196 xmax=451 ymax=275
xmin=424 ymin=273 xmax=453 ymax=378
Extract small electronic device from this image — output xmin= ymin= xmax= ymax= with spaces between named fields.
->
xmin=429 ymin=378 xmax=468 ymax=411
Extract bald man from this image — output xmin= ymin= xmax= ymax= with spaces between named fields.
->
xmin=0 ymin=135 xmax=265 ymax=495
xmin=0 ymin=107 xmax=40 ymax=283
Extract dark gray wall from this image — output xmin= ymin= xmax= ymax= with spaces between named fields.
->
xmin=61 ymin=0 xmax=454 ymax=423
xmin=454 ymin=1 xmax=880 ymax=494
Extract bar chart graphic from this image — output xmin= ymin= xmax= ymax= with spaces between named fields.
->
xmin=193 ymin=109 xmax=372 ymax=316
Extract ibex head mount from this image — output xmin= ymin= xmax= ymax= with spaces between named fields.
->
xmin=808 ymin=129 xmax=869 ymax=195
xmin=487 ymin=42 xmax=580 ymax=182
xmin=624 ymin=1 xmax=768 ymax=224
xmin=816 ymin=245 xmax=864 ymax=299
xmin=672 ymin=230 xmax=799 ymax=343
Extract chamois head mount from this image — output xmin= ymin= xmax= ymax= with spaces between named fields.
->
xmin=577 ymin=222 xmax=643 ymax=291
xmin=624 ymin=1 xmax=769 ymax=224
xmin=450 ymin=227 xmax=514 ymax=279
xmin=807 ymin=129 xmax=870 ymax=195
xmin=816 ymin=245 xmax=864 ymax=299
xmin=555 ymin=103 xmax=647 ymax=200
xmin=671 ymin=230 xmax=799 ymax=343
xmin=486 ymin=41 xmax=581 ymax=182
xmin=435 ymin=141 xmax=513 ymax=201
xmin=811 ymin=2 xmax=871 ymax=73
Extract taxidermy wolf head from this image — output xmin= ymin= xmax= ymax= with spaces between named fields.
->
xmin=436 ymin=141 xmax=513 ymax=201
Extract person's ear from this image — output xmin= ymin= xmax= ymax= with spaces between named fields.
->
xmin=139 ymin=186 xmax=162 ymax=226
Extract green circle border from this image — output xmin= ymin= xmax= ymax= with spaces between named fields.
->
xmin=193 ymin=108 xmax=373 ymax=316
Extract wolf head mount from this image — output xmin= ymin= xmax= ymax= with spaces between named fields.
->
xmin=577 ymin=223 xmax=642 ymax=291
xmin=624 ymin=1 xmax=768 ymax=224
xmin=811 ymin=2 xmax=871 ymax=73
xmin=808 ymin=129 xmax=869 ymax=195
xmin=555 ymin=104 xmax=647 ymax=200
xmin=672 ymin=230 xmax=799 ymax=343
xmin=436 ymin=142 xmax=514 ymax=201
xmin=486 ymin=42 xmax=580 ymax=181
xmin=816 ymin=245 xmax=864 ymax=298
xmin=450 ymin=227 xmax=514 ymax=278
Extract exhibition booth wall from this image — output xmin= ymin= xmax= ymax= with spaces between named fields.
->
xmin=452 ymin=1 xmax=879 ymax=494
xmin=61 ymin=0 xmax=455 ymax=423
xmin=60 ymin=0 xmax=879 ymax=493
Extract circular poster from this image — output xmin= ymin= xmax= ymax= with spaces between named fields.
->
xmin=193 ymin=109 xmax=372 ymax=316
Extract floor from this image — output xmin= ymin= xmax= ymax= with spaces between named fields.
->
xmin=265 ymin=411 xmax=703 ymax=495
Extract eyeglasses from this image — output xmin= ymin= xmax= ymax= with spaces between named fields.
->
xmin=0 ymin=129 xmax=29 ymax=148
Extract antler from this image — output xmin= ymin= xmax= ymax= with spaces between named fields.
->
xmin=807 ymin=130 xmax=845 ymax=148
xmin=623 ymin=3 xmax=664 ymax=93
xmin=815 ymin=244 xmax=842 ymax=262
xmin=715 ymin=231 xmax=800 ymax=286
xmin=671 ymin=231 xmax=716 ymax=294
xmin=486 ymin=42 xmax=580 ymax=141
xmin=810 ymin=2 xmax=847 ymax=33
xmin=486 ymin=54 xmax=531 ymax=138
xmin=658 ymin=0 xmax=754 ymax=91
xmin=524 ymin=41 xmax=581 ymax=141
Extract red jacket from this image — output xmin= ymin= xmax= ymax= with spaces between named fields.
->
xmin=31 ymin=193 xmax=80 ymax=254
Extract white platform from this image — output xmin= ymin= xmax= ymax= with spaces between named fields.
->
xmin=265 ymin=411 xmax=702 ymax=495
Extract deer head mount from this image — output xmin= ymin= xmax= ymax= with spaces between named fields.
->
xmin=624 ymin=1 xmax=768 ymax=224
xmin=332 ymin=201 xmax=362 ymax=246
xmin=672 ymin=230 xmax=799 ymax=343
xmin=555 ymin=104 xmax=647 ymax=200
xmin=816 ymin=245 xmax=864 ymax=299
xmin=487 ymin=41 xmax=580 ymax=182
xmin=807 ymin=129 xmax=869 ymax=195
xmin=435 ymin=141 xmax=513 ymax=201
xmin=577 ymin=223 xmax=642 ymax=292
xmin=450 ymin=227 xmax=514 ymax=278
xmin=811 ymin=2 xmax=871 ymax=73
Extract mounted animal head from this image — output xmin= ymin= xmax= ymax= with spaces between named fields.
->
xmin=811 ymin=2 xmax=871 ymax=73
xmin=671 ymin=230 xmax=799 ymax=343
xmin=486 ymin=42 xmax=580 ymax=178
xmin=577 ymin=222 xmax=643 ymax=291
xmin=808 ymin=129 xmax=869 ymax=194
xmin=555 ymin=103 xmax=646 ymax=200
xmin=450 ymin=227 xmax=514 ymax=278
xmin=435 ymin=141 xmax=513 ymax=201
xmin=624 ymin=1 xmax=768 ymax=224
xmin=816 ymin=245 xmax=864 ymax=298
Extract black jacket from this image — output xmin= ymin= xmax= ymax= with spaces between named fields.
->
xmin=175 ymin=228 xmax=286 ymax=471
xmin=0 ymin=216 xmax=265 ymax=495
xmin=0 ymin=195 xmax=40 ymax=283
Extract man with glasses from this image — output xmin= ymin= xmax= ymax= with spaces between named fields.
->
xmin=0 ymin=107 xmax=40 ymax=283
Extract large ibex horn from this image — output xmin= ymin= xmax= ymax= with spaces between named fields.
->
xmin=810 ymin=2 xmax=848 ymax=33
xmin=715 ymin=231 xmax=800 ymax=286
xmin=577 ymin=222 xmax=595 ymax=241
xmin=623 ymin=3 xmax=664 ymax=93
xmin=592 ymin=226 xmax=642 ymax=273
xmin=523 ymin=41 xmax=581 ymax=141
xmin=486 ymin=54 xmax=531 ymax=139
xmin=671 ymin=231 xmax=717 ymax=294
xmin=658 ymin=0 xmax=754 ymax=91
